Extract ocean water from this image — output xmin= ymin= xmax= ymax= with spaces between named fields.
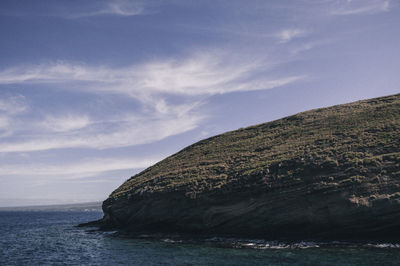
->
xmin=1 ymin=211 xmax=400 ymax=265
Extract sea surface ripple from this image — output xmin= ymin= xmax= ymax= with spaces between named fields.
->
xmin=1 ymin=211 xmax=400 ymax=265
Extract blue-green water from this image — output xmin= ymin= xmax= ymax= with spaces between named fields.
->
xmin=1 ymin=211 xmax=400 ymax=265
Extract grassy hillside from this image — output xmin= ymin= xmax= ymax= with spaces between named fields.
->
xmin=100 ymin=93 xmax=400 ymax=239
xmin=110 ymin=93 xmax=400 ymax=200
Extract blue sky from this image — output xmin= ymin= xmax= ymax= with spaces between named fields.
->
xmin=0 ymin=0 xmax=399 ymax=206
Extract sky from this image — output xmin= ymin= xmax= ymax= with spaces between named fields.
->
xmin=0 ymin=0 xmax=399 ymax=207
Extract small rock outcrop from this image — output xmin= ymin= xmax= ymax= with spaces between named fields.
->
xmin=95 ymin=93 xmax=400 ymax=240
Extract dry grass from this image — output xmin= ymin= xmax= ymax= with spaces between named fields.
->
xmin=110 ymin=93 xmax=400 ymax=200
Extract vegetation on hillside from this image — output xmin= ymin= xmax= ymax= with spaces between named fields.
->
xmin=110 ymin=93 xmax=400 ymax=202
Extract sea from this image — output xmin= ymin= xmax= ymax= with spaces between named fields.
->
xmin=1 ymin=211 xmax=400 ymax=265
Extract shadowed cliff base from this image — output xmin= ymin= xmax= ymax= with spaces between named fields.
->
xmin=84 ymin=93 xmax=400 ymax=241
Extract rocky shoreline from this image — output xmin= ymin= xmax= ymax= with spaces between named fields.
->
xmin=82 ymin=93 xmax=400 ymax=240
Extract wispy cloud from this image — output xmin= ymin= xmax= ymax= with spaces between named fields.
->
xmin=331 ymin=0 xmax=390 ymax=16
xmin=0 ymin=95 xmax=28 ymax=115
xmin=0 ymin=156 xmax=161 ymax=179
xmin=289 ymin=38 xmax=334 ymax=55
xmin=0 ymin=106 xmax=202 ymax=153
xmin=0 ymin=52 xmax=304 ymax=97
xmin=0 ymin=51 xmax=305 ymax=153
xmin=0 ymin=95 xmax=28 ymax=138
xmin=41 ymin=115 xmax=91 ymax=133
xmin=68 ymin=0 xmax=146 ymax=18
xmin=276 ymin=29 xmax=307 ymax=43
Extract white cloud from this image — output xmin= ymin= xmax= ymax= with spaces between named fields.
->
xmin=69 ymin=0 xmax=145 ymax=18
xmin=0 ymin=156 xmax=161 ymax=179
xmin=0 ymin=51 xmax=305 ymax=153
xmin=0 ymin=115 xmax=201 ymax=153
xmin=0 ymin=95 xmax=28 ymax=138
xmin=331 ymin=0 xmax=390 ymax=15
xmin=101 ymin=1 xmax=144 ymax=16
xmin=0 ymin=102 xmax=202 ymax=153
xmin=0 ymin=95 xmax=27 ymax=115
xmin=0 ymin=53 xmax=303 ymax=98
xmin=277 ymin=29 xmax=307 ymax=43
xmin=0 ymin=63 xmax=106 ymax=84
xmin=128 ymin=54 xmax=304 ymax=96
xmin=290 ymin=39 xmax=333 ymax=55
xmin=41 ymin=115 xmax=91 ymax=133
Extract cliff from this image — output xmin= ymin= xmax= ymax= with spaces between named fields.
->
xmin=95 ymin=93 xmax=400 ymax=240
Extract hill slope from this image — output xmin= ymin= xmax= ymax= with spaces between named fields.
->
xmin=98 ymin=93 xmax=400 ymax=239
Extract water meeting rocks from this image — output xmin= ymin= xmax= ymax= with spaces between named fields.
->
xmin=94 ymin=93 xmax=400 ymax=240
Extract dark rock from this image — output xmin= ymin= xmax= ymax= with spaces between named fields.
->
xmin=91 ymin=93 xmax=400 ymax=240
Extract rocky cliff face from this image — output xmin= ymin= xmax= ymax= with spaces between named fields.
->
xmin=98 ymin=93 xmax=400 ymax=240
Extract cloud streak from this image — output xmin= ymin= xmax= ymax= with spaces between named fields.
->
xmin=0 ymin=156 xmax=162 ymax=179
xmin=0 ymin=53 xmax=304 ymax=98
xmin=68 ymin=0 xmax=146 ymax=18
xmin=0 ymin=106 xmax=202 ymax=153
xmin=277 ymin=29 xmax=307 ymax=43
xmin=331 ymin=0 xmax=390 ymax=16
xmin=0 ymin=95 xmax=28 ymax=138
xmin=0 ymin=95 xmax=28 ymax=115
xmin=0 ymin=51 xmax=306 ymax=153
xmin=41 ymin=114 xmax=91 ymax=133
